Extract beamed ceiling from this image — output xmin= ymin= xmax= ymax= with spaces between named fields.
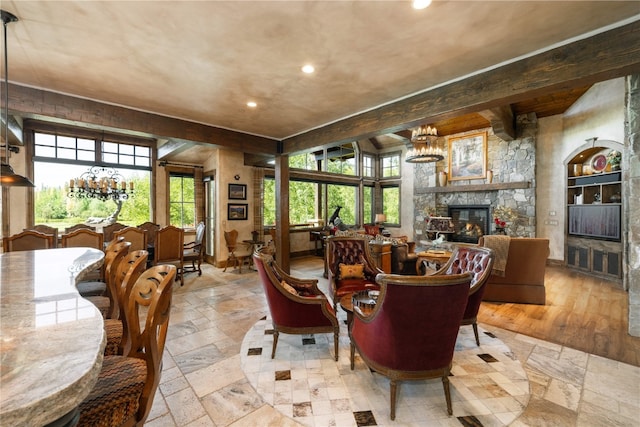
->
xmin=1 ymin=1 xmax=640 ymax=165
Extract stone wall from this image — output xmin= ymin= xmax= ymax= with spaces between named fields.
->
xmin=627 ymin=74 xmax=639 ymax=337
xmin=413 ymin=119 xmax=537 ymax=241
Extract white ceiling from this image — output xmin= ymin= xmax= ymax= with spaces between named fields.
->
xmin=4 ymin=1 xmax=640 ymax=143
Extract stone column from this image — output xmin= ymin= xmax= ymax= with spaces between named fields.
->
xmin=626 ymin=74 xmax=640 ymax=337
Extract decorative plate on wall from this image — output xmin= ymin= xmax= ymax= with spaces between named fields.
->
xmin=591 ymin=154 xmax=607 ymax=173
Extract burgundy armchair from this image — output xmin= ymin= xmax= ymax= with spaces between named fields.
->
xmin=254 ymin=249 xmax=340 ymax=360
xmin=432 ymin=245 xmax=494 ymax=345
xmin=349 ymin=272 xmax=473 ymax=420
xmin=326 ymin=236 xmax=382 ymax=312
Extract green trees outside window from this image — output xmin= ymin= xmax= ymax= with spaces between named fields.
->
xmin=169 ymin=174 xmax=195 ymax=228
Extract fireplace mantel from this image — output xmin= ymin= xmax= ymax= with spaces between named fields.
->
xmin=415 ymin=181 xmax=531 ymax=194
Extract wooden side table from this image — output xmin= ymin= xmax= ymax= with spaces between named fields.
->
xmin=369 ymin=241 xmax=392 ymax=273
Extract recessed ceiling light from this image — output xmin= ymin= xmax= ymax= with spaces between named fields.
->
xmin=247 ymin=101 xmax=257 ymax=108
xmin=412 ymin=0 xmax=432 ymax=10
xmin=302 ymin=64 xmax=315 ymax=74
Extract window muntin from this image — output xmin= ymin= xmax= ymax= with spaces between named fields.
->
xmin=382 ymin=186 xmax=400 ymax=225
xmin=32 ymin=130 xmax=153 ymax=230
xmin=34 ymin=132 xmax=96 ymax=161
xmin=381 ymin=153 xmax=401 ymax=177
xmin=102 ymin=141 xmax=150 ymax=167
xmin=169 ymin=174 xmax=195 ymax=228
xmin=363 ymin=155 xmax=374 ymax=177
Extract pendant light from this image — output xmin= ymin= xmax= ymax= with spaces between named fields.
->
xmin=1 ymin=10 xmax=34 ymax=187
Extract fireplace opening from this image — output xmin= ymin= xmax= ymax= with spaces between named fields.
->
xmin=447 ymin=205 xmax=490 ymax=243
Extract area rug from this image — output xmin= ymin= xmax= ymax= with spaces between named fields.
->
xmin=240 ymin=314 xmax=530 ymax=427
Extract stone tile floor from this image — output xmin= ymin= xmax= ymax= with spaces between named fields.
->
xmin=144 ymin=259 xmax=639 ymax=426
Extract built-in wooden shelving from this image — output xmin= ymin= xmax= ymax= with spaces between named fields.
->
xmin=415 ymin=181 xmax=530 ymax=194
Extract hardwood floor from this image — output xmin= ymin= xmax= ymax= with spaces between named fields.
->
xmin=477 ymin=264 xmax=640 ymax=367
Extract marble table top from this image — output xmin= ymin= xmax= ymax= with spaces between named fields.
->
xmin=0 ymin=247 xmax=106 ymax=426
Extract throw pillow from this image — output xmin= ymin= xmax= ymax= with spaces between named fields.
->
xmin=281 ymin=280 xmax=298 ymax=296
xmin=339 ymin=263 xmax=365 ymax=279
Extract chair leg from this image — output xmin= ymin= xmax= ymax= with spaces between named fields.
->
xmin=442 ymin=374 xmax=453 ymax=415
xmin=271 ymin=330 xmax=279 ymax=359
xmin=223 ymin=257 xmax=229 ymax=272
xmin=333 ymin=328 xmax=339 ymax=361
xmin=472 ymin=322 xmax=480 ymax=346
xmin=390 ymin=379 xmax=398 ymax=420
xmin=350 ymin=341 xmax=355 ymax=369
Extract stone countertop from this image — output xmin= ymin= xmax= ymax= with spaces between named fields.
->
xmin=0 ymin=247 xmax=106 ymax=426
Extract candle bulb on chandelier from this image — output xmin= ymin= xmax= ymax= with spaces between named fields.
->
xmin=69 ymin=179 xmax=74 ymax=188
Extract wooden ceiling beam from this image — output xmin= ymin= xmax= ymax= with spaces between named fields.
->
xmin=478 ymin=106 xmax=515 ymax=141
xmin=4 ymin=82 xmax=279 ymax=156
xmin=282 ymin=21 xmax=640 ymax=153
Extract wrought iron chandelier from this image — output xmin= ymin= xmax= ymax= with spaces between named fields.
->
xmin=67 ymin=166 xmax=134 ymax=202
xmin=405 ymin=125 xmax=444 ymax=163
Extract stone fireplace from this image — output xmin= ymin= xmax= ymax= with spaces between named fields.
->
xmin=448 ymin=205 xmax=490 ymax=243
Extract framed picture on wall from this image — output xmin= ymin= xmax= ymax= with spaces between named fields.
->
xmin=228 ymin=203 xmax=248 ymax=220
xmin=448 ymin=131 xmax=487 ymax=181
xmin=228 ymin=183 xmax=247 ymax=200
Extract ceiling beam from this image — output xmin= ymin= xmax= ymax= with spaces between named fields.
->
xmin=282 ymin=21 xmax=640 ymax=154
xmin=157 ymin=139 xmax=195 ymax=159
xmin=3 ymin=82 xmax=279 ymax=156
xmin=478 ymin=106 xmax=515 ymax=141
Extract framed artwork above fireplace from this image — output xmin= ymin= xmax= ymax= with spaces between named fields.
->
xmin=448 ymin=131 xmax=487 ymax=181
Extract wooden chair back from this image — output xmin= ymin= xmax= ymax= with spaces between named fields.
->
xmin=137 ymin=221 xmax=160 ymax=247
xmin=184 ymin=221 xmax=205 ymax=275
xmin=102 ymin=222 xmax=127 ymax=243
xmin=111 ymin=250 xmax=149 ymax=341
xmin=224 ymin=229 xmax=240 ymax=252
xmin=3 ymin=230 xmax=55 ymax=252
xmin=124 ymin=264 xmax=176 ymax=423
xmin=64 ymin=223 xmax=96 ymax=234
xmin=154 ymin=225 xmax=184 ymax=286
xmin=61 ymin=228 xmax=104 ymax=250
xmin=114 ymin=226 xmax=147 ymax=252
xmin=102 ymin=241 xmax=132 ymax=312
xmin=25 ymin=225 xmax=59 ymax=248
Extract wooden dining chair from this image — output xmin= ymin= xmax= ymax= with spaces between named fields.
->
xmin=223 ymin=229 xmax=251 ymax=273
xmin=64 ymin=223 xmax=96 ymax=234
xmin=102 ymin=222 xmax=127 ymax=243
xmin=154 ymin=225 xmax=184 ymax=286
xmin=137 ymin=221 xmax=160 ymax=248
xmin=2 ymin=230 xmax=55 ymax=252
xmin=78 ymin=264 xmax=176 ymax=427
xmin=24 ymin=224 xmax=59 ymax=248
xmin=183 ymin=221 xmax=205 ymax=276
xmin=61 ymin=228 xmax=104 ymax=250
xmin=76 ymin=236 xmax=125 ymax=297
xmin=113 ymin=226 xmax=147 ymax=252
xmin=84 ymin=241 xmax=131 ymax=318
xmin=103 ymin=250 xmax=149 ymax=356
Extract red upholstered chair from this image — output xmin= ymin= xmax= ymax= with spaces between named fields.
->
xmin=349 ymin=272 xmax=473 ymax=420
xmin=363 ymin=224 xmax=380 ymax=237
xmin=326 ymin=236 xmax=381 ymax=312
xmin=431 ymin=245 xmax=494 ymax=345
xmin=254 ymin=248 xmax=340 ymax=360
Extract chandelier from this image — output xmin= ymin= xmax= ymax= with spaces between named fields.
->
xmin=67 ymin=166 xmax=134 ymax=202
xmin=405 ymin=125 xmax=444 ymax=163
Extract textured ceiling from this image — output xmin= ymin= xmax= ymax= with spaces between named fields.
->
xmin=3 ymin=1 xmax=640 ymax=144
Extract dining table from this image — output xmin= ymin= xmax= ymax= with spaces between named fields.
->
xmin=0 ymin=247 xmax=106 ymax=427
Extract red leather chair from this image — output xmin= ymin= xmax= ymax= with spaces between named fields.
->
xmin=431 ymin=245 xmax=494 ymax=345
xmin=254 ymin=249 xmax=340 ymax=360
xmin=349 ymin=272 xmax=473 ymax=420
xmin=326 ymin=236 xmax=382 ymax=312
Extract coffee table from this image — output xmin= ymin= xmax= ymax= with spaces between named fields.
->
xmin=339 ymin=290 xmax=378 ymax=327
xmin=416 ymin=250 xmax=452 ymax=274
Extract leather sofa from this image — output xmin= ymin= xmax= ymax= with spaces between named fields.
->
xmin=478 ymin=237 xmax=550 ymax=304
xmin=390 ymin=240 xmax=418 ymax=274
